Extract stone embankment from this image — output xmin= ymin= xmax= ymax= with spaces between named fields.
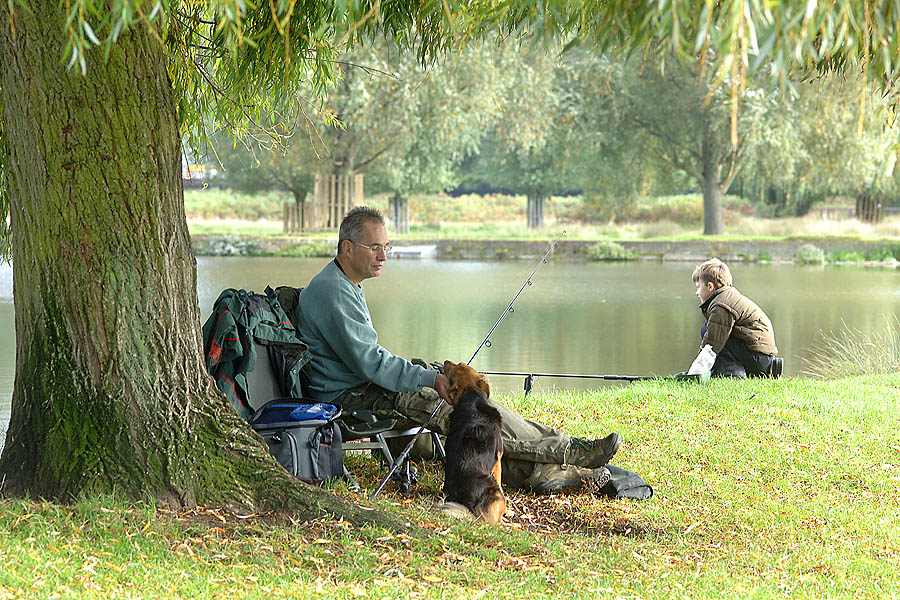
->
xmin=190 ymin=235 xmax=900 ymax=263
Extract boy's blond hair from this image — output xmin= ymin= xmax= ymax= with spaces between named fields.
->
xmin=692 ymin=258 xmax=733 ymax=288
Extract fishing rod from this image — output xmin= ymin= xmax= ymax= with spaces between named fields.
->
xmin=369 ymin=230 xmax=566 ymax=501
xmin=481 ymin=370 xmax=707 ymax=395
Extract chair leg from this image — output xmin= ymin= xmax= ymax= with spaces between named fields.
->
xmin=391 ymin=458 xmax=418 ymax=497
xmin=372 ymin=433 xmax=395 ymax=468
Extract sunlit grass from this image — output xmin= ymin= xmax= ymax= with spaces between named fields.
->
xmin=3 ymin=374 xmax=900 ymax=598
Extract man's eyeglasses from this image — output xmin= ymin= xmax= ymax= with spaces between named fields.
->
xmin=353 ymin=241 xmax=392 ymax=255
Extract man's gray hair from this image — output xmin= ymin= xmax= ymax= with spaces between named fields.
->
xmin=337 ymin=206 xmax=385 ymax=255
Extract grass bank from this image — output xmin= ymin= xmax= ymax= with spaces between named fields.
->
xmin=3 ymin=374 xmax=899 ymax=598
xmin=184 ymin=189 xmax=900 ymax=243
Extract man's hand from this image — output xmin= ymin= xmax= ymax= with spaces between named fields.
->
xmin=433 ymin=372 xmax=450 ymax=402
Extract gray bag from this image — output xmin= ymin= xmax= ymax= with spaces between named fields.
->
xmin=598 ymin=465 xmax=653 ymax=500
xmin=249 ymin=400 xmax=344 ymax=484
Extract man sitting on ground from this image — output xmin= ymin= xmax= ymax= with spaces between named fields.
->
xmin=691 ymin=258 xmax=783 ymax=378
xmin=297 ymin=206 xmax=621 ymax=492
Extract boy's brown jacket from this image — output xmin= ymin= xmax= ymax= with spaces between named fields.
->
xmin=699 ymin=285 xmax=778 ymax=356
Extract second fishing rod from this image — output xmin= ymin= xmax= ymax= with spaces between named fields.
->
xmin=369 ymin=230 xmax=566 ymax=501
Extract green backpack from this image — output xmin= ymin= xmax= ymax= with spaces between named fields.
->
xmin=201 ymin=287 xmax=310 ymax=420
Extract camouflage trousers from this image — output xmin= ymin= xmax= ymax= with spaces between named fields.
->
xmin=334 ymin=383 xmax=578 ymax=490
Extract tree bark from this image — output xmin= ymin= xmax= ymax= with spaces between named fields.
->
xmin=701 ymin=169 xmax=724 ymax=235
xmin=0 ymin=0 xmax=414 ymax=531
xmin=291 ymin=189 xmax=307 ymax=232
xmin=700 ymin=127 xmax=724 ymax=235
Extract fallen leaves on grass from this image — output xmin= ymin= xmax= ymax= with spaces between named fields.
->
xmin=501 ymin=492 xmax=651 ymax=537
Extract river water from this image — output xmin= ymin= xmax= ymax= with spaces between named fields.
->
xmin=2 ymin=258 xmax=899 ymax=446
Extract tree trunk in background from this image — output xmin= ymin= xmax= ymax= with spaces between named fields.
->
xmin=701 ymin=167 xmax=724 ymax=235
xmin=526 ymin=194 xmax=545 ymax=228
xmin=0 ymin=0 xmax=409 ymax=529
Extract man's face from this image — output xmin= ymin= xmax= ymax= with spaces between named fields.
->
xmin=695 ymin=279 xmax=715 ymax=303
xmin=343 ymin=221 xmax=389 ymax=284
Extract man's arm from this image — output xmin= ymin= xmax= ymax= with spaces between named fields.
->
xmin=318 ymin=283 xmax=438 ymax=393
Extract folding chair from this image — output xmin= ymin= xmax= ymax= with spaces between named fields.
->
xmin=338 ymin=409 xmax=446 ymax=497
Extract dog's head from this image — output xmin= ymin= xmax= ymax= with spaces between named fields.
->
xmin=443 ymin=360 xmax=490 ymax=405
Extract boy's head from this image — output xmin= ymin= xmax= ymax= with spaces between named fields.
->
xmin=692 ymin=258 xmax=732 ymax=302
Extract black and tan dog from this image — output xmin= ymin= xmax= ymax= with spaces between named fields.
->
xmin=439 ymin=360 xmax=506 ymax=524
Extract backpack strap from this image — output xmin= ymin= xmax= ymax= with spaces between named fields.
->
xmin=266 ymin=285 xmax=304 ymax=332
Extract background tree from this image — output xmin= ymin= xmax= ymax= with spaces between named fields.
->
xmin=548 ymin=49 xmax=690 ymax=224
xmin=737 ymin=76 xmax=900 ymax=218
xmin=453 ymin=45 xmax=578 ymax=228
xmin=581 ymin=56 xmax=772 ymax=234
xmin=217 ymin=123 xmax=325 ymax=208
xmin=4 ymin=0 xmax=900 ymax=516
xmin=216 ymin=38 xmax=501 ymax=231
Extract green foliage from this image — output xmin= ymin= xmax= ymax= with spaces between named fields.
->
xmin=826 ymin=249 xmax=866 ymax=262
xmin=570 ymin=55 xmax=777 ymax=233
xmin=866 ymin=245 xmax=900 ymax=261
xmin=756 ymin=251 xmax=772 ymax=262
xmin=795 ymin=243 xmax=826 ymax=265
xmin=585 ymin=240 xmax=636 ymax=261
xmin=826 ymin=246 xmax=900 ymax=262
xmin=738 ymin=77 xmax=900 ymax=216
xmin=560 ymin=194 xmax=755 ymax=227
xmin=804 ymin=318 xmax=900 ymax=378
xmin=451 ymin=45 xmax=583 ymax=202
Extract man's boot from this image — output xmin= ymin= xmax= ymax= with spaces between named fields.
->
xmin=768 ymin=357 xmax=784 ymax=378
xmin=524 ymin=463 xmax=611 ymax=494
xmin=569 ymin=433 xmax=622 ymax=469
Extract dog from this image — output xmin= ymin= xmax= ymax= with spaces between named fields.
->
xmin=438 ymin=360 xmax=506 ymax=524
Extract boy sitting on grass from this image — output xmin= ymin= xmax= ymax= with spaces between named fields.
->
xmin=690 ymin=258 xmax=783 ymax=378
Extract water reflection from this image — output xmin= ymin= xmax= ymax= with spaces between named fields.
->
xmin=2 ymin=258 xmax=900 ymax=446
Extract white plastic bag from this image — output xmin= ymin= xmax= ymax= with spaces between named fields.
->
xmin=688 ymin=344 xmax=717 ymax=375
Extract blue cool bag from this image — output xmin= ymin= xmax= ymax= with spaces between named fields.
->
xmin=249 ymin=400 xmax=344 ymax=484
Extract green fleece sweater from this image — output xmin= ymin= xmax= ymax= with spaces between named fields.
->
xmin=297 ymin=260 xmax=437 ymax=401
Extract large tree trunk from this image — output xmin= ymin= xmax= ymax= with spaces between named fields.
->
xmin=700 ymin=131 xmax=724 ymax=235
xmin=701 ymin=171 xmax=724 ymax=235
xmin=0 ymin=0 xmax=409 ymax=529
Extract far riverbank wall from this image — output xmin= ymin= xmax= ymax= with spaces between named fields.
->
xmin=190 ymin=235 xmax=900 ymax=263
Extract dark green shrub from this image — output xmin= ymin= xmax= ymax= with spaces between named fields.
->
xmin=586 ymin=240 xmax=637 ymax=261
